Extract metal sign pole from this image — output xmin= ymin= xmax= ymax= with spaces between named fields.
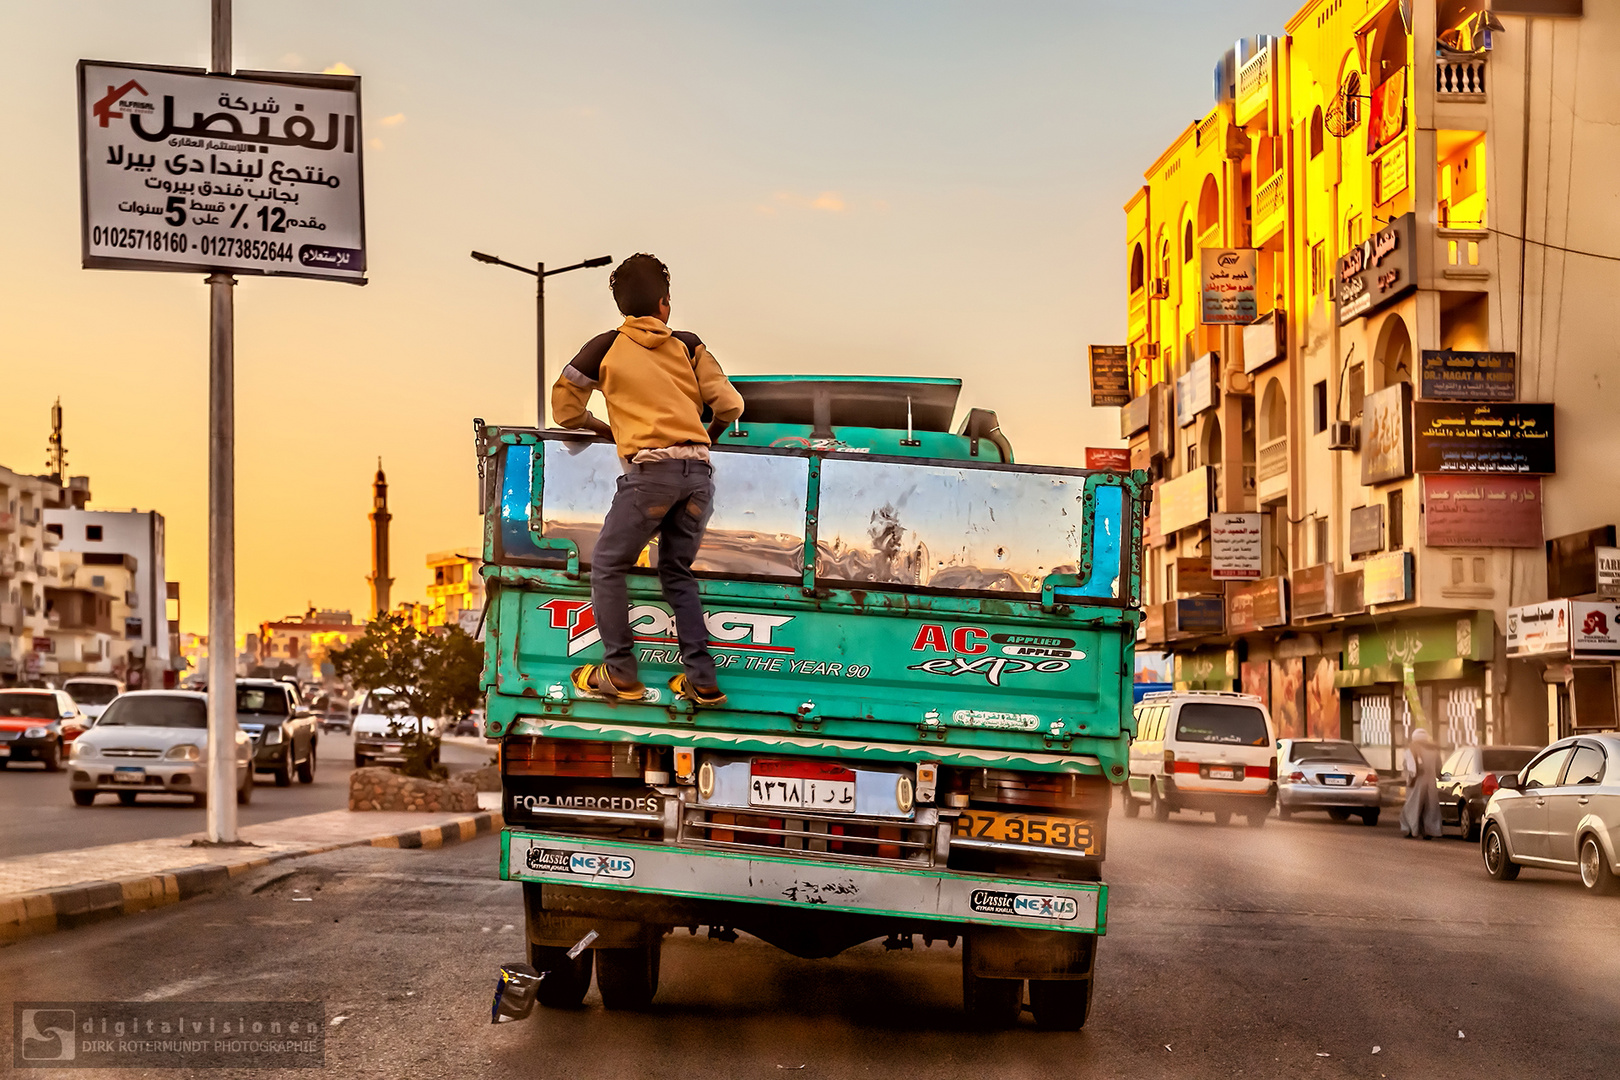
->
xmin=536 ymin=261 xmax=546 ymax=429
xmin=205 ymin=0 xmax=238 ymax=843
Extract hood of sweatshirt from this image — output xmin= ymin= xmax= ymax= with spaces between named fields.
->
xmin=618 ymin=316 xmax=672 ymax=350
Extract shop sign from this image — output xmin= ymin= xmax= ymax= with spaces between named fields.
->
xmin=1200 ymin=248 xmax=1258 ymax=326
xmin=1333 ymin=570 xmax=1365 ymax=616
xmin=1242 ymin=313 xmax=1285 ymax=374
xmin=1337 ymin=212 xmax=1415 ymax=325
xmin=1159 ymin=466 xmax=1213 ymax=535
xmin=1347 ymin=611 xmax=1492 ymax=669
xmin=1147 ymin=383 xmax=1174 ymax=460
xmin=1271 ymin=656 xmax=1305 ymax=740
xmin=1175 ymin=597 xmax=1226 ymax=636
xmin=1129 ymin=438 xmax=1150 ymax=473
xmin=1120 ymin=391 xmax=1150 ymax=438
xmin=1142 ymin=496 xmax=1165 ymax=549
xmin=1085 ymin=447 xmax=1131 ymax=471
xmin=1420 ymin=350 xmax=1516 ymax=402
xmin=1547 ymin=526 xmax=1617 ymax=600
xmin=1348 ymin=504 xmax=1385 ymax=558
xmin=1597 ymin=546 xmax=1620 ymax=600
xmin=1507 ymin=600 xmax=1569 ymax=658
xmin=1375 ymin=138 xmax=1408 ymax=204
xmin=1089 ymin=345 xmax=1130 ymax=408
xmin=1360 ymin=382 xmax=1412 ymax=484
xmin=1291 ymin=564 xmax=1334 ymax=619
xmin=1364 ymin=550 xmax=1413 ymax=605
xmin=1227 ymin=576 xmax=1287 ymax=635
xmin=1211 ymin=512 xmax=1263 ymax=580
xmin=1143 ymin=601 xmax=1166 ymax=645
xmin=1368 ymin=68 xmax=1407 ymax=153
xmin=1174 ymin=647 xmax=1237 ymax=689
xmin=1412 ymin=401 xmax=1555 ymax=475
xmin=1571 ymin=601 xmax=1620 ymax=659
xmin=1423 ymin=476 xmax=1543 ymax=548
xmin=1175 ymin=353 xmax=1218 ymax=427
xmin=1173 ymin=556 xmax=1219 ymax=596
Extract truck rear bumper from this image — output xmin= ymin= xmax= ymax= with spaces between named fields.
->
xmin=501 ymin=828 xmax=1106 ymax=934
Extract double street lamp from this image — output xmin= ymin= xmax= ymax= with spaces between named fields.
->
xmin=471 ymin=250 xmax=613 ymax=428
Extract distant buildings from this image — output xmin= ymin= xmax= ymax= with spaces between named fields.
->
xmin=46 ymin=507 xmax=172 ymax=688
xmin=256 ymin=608 xmax=362 ymax=686
xmin=425 ymin=549 xmax=484 ymax=634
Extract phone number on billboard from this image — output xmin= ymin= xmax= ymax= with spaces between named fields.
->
xmin=90 ymin=226 xmax=190 ymax=253
xmin=198 ymin=236 xmax=295 ymax=263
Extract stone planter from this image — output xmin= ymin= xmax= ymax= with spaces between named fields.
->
xmin=348 ymin=766 xmax=478 ymax=813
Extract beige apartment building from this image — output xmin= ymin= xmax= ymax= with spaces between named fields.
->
xmin=1117 ymin=0 xmax=1620 ymax=764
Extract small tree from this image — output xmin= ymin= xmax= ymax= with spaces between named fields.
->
xmin=328 ymin=613 xmax=483 ymax=778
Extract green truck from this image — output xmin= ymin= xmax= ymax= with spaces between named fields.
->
xmin=478 ymin=376 xmax=1147 ymax=1029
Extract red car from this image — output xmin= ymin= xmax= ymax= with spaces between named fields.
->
xmin=0 ymin=688 xmax=88 ymax=770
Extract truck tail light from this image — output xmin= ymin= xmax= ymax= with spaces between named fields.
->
xmin=1481 ymin=772 xmax=1498 ymax=798
xmin=1286 ymin=770 xmax=1306 ymax=783
xmin=674 ymin=747 xmax=696 ymax=785
xmin=1269 ymin=757 xmax=1278 ymax=781
xmin=503 ymin=737 xmax=640 ymax=778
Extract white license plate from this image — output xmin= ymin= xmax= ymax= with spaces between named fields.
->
xmin=1323 ymin=775 xmax=1350 ymax=786
xmin=0 ymin=745 xmax=9 ymax=757
xmin=1208 ymin=766 xmax=1237 ymax=780
xmin=749 ymin=760 xmax=857 ymax=813
xmin=113 ymin=768 xmax=146 ymax=783
xmin=383 ymin=743 xmax=403 ymax=753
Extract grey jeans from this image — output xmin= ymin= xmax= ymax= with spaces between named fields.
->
xmin=590 ymin=458 xmax=716 ymax=687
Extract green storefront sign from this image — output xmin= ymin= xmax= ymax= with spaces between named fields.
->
xmin=1337 ymin=611 xmax=1493 ymax=687
xmin=1174 ymin=647 xmax=1237 ymax=691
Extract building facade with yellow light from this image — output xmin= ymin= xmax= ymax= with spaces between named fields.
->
xmin=1117 ymin=0 xmax=1620 ymax=764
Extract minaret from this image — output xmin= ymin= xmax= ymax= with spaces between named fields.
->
xmin=367 ymin=459 xmax=393 ymax=616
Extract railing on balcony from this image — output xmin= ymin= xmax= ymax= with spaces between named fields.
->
xmin=1257 ymin=436 xmax=1289 ymax=481
xmin=1438 ymin=226 xmax=1492 ymax=280
xmin=1254 ymin=169 xmax=1286 ymax=242
xmin=1127 ymin=289 xmax=1148 ymax=340
xmin=1436 ymin=53 xmax=1486 ymax=98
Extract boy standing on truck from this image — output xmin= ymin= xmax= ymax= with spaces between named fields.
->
xmin=551 ymin=253 xmax=745 ymax=706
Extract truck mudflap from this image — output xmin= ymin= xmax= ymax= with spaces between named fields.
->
xmin=500 ymin=828 xmax=1107 ymax=934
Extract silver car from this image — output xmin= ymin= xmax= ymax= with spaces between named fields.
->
xmin=68 ymin=690 xmax=254 ymax=807
xmin=1481 ymin=733 xmax=1620 ymax=894
xmin=1275 ymin=738 xmax=1382 ymax=825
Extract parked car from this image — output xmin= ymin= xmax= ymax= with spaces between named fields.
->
xmin=1275 ymin=738 xmax=1382 ymax=825
xmin=1124 ymin=691 xmax=1277 ymax=827
xmin=318 ymin=707 xmax=352 ymax=734
xmin=61 ymin=676 xmax=125 ymax=723
xmin=1438 ymin=743 xmax=1540 ymax=841
xmin=1481 ymin=734 xmax=1620 ymax=894
xmin=236 ymin=678 xmax=318 ymax=787
xmin=0 ymin=689 xmax=85 ymax=770
xmin=68 ymin=690 xmax=253 ymax=806
xmin=351 ymin=688 xmax=440 ymax=768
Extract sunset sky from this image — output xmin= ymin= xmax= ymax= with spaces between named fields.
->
xmin=1 ymin=1 xmax=1298 ymax=635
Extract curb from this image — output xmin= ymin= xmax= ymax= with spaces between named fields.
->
xmin=0 ymin=809 xmax=502 ymax=945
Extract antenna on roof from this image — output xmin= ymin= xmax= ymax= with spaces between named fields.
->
xmin=46 ymin=398 xmax=67 ymax=484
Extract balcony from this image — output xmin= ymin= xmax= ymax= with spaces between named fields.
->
xmin=1253 ymin=169 xmax=1286 ymax=245
xmin=1127 ymin=289 xmax=1148 ymax=342
xmin=1437 ymin=226 xmax=1493 ymax=282
xmin=1436 ymin=52 xmax=1486 ymax=102
xmin=0 ymin=602 xmax=19 ymax=632
xmin=1211 ymin=462 xmax=1258 ymax=513
xmin=0 ymin=511 xmax=13 ymax=533
xmin=1257 ymin=435 xmax=1289 ymax=504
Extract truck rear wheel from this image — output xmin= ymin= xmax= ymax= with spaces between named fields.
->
xmin=596 ymin=941 xmax=662 ymax=1011
xmin=1028 ymin=978 xmax=1092 ymax=1031
xmin=528 ymin=942 xmax=594 ymax=1009
xmin=961 ymin=936 xmax=1023 ymax=1028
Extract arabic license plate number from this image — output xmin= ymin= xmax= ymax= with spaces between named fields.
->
xmin=954 ymin=810 xmax=1096 ymax=854
xmin=1208 ymin=766 xmax=1237 ymax=780
xmin=1323 ymin=775 xmax=1350 ymax=786
xmin=749 ymin=759 xmax=857 ymax=813
xmin=113 ymin=768 xmax=146 ymax=783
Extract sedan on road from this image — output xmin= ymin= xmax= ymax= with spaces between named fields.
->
xmin=1275 ymin=738 xmax=1382 ymax=825
xmin=0 ymin=689 xmax=86 ymax=771
xmin=68 ymin=690 xmax=254 ymax=806
xmin=1481 ymin=733 xmax=1620 ymax=894
xmin=1438 ymin=743 xmax=1540 ymax=841
xmin=236 ymin=679 xmax=318 ymax=787
xmin=351 ymin=688 xmax=439 ymax=769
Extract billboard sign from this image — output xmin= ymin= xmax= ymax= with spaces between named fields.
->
xmin=1412 ymin=401 xmax=1555 ymax=475
xmin=1200 ymin=248 xmax=1258 ymax=325
xmin=1598 ymin=547 xmax=1620 ymax=600
xmin=1507 ymin=600 xmax=1569 ymax=658
xmin=1336 ymin=212 xmax=1415 ymax=325
xmin=1423 ymin=476 xmax=1543 ymax=548
xmin=1360 ymin=382 xmax=1412 ymax=484
xmin=1363 ymin=550 xmax=1413 ymax=605
xmin=1088 ymin=346 xmax=1130 ymax=408
xmin=1159 ymin=466 xmax=1213 ymax=535
xmin=1085 ymin=447 xmax=1131 ymax=471
xmin=1571 ymin=601 xmax=1620 ymax=659
xmin=1210 ymin=512 xmax=1263 ymax=580
xmin=1420 ymin=350 xmax=1516 ymax=401
xmin=78 ymin=61 xmax=365 ymax=282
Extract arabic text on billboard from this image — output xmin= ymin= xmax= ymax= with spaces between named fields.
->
xmin=1200 ymin=248 xmax=1257 ymax=326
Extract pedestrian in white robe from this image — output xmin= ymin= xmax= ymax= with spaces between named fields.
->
xmin=1400 ymin=727 xmax=1443 ymax=839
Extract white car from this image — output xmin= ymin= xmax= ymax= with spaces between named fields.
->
xmin=1123 ymin=690 xmax=1278 ymax=827
xmin=68 ymin=690 xmax=254 ymax=807
xmin=61 ymin=676 xmax=125 ymax=723
xmin=1481 ymin=733 xmax=1620 ymax=894
xmin=350 ymin=688 xmax=441 ymax=768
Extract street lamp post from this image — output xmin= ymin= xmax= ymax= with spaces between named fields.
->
xmin=471 ymin=251 xmax=612 ymax=428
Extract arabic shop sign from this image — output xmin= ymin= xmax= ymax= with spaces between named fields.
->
xmin=1507 ymin=600 xmax=1569 ymax=658
xmin=1347 ymin=612 xmax=1493 ymax=670
xmin=1200 ymin=248 xmax=1258 ymax=325
xmin=1598 ymin=547 xmax=1620 ymax=600
xmin=1210 ymin=512 xmax=1263 ymax=580
xmin=1360 ymin=383 xmax=1412 ymax=485
xmin=1412 ymin=401 xmax=1555 ymax=475
xmin=1158 ymin=466 xmax=1213 ymax=535
xmin=1423 ymin=476 xmax=1543 ymax=548
xmin=1363 ymin=550 xmax=1413 ymax=605
xmin=1336 ymin=212 xmax=1415 ymax=325
xmin=1226 ymin=577 xmax=1287 ymax=635
xmin=1420 ymin=350 xmax=1517 ymax=402
xmin=78 ymin=61 xmax=365 ymax=282
xmin=1088 ymin=346 xmax=1130 ymax=408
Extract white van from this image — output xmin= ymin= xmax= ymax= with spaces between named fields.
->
xmin=350 ymin=688 xmax=440 ymax=769
xmin=62 ymin=676 xmax=125 ymax=723
xmin=1123 ymin=691 xmax=1277 ymax=827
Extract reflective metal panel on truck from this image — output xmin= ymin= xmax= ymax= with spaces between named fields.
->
xmin=503 ymin=831 xmax=1105 ymax=932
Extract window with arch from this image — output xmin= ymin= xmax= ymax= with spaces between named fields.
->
xmin=1130 ymin=244 xmax=1145 ymax=293
xmin=1260 ymin=377 xmax=1288 ymax=444
xmin=1197 ymin=176 xmax=1220 ymax=236
xmin=1183 ymin=221 xmax=1194 ymax=262
xmin=1310 ymin=106 xmax=1324 ymax=158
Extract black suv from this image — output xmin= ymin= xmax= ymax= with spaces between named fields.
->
xmin=236 ymin=679 xmax=318 ymax=787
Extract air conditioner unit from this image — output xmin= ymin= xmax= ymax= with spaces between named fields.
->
xmin=1132 ymin=342 xmax=1161 ymax=361
xmin=1149 ymin=277 xmax=1170 ymax=299
xmin=1328 ymin=421 xmax=1359 ymax=451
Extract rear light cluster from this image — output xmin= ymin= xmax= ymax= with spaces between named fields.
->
xmin=1482 ymin=772 xmax=1499 ymax=797
xmin=1286 ymin=770 xmax=1307 ymax=783
xmin=502 ymin=737 xmax=643 ymax=778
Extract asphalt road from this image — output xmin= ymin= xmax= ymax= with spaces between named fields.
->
xmin=0 ymin=732 xmax=494 ymax=860
xmin=5 ymin=804 xmax=1619 ymax=1078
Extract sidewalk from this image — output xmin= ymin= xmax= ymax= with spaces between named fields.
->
xmin=0 ymin=793 xmax=503 ymax=944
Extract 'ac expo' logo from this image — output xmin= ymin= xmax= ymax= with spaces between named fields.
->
xmin=541 ymin=600 xmax=793 ymax=657
xmin=908 ymin=623 xmax=1080 ymax=686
